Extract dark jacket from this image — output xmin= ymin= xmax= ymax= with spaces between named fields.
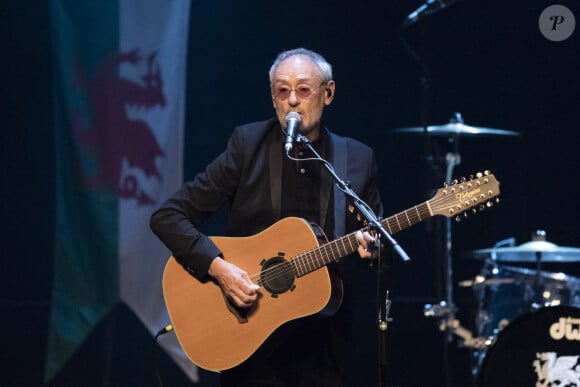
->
xmin=150 ymin=118 xmax=383 ymax=281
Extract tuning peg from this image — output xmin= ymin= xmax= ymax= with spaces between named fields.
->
xmin=460 ymin=177 xmax=466 ymax=183
xmin=476 ymin=172 xmax=483 ymax=178
xmin=452 ymin=179 xmax=458 ymax=185
xmin=455 ymin=216 xmax=462 ymax=222
xmin=486 ymin=201 xmax=493 ymax=208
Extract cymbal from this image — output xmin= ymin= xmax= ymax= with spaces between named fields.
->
xmin=459 ymin=267 xmax=579 ymax=288
xmin=392 ymin=122 xmax=521 ymax=137
xmin=458 ymin=275 xmax=515 ymax=288
xmin=502 ymin=266 xmax=576 ymax=284
xmin=468 ymin=241 xmax=580 ymax=262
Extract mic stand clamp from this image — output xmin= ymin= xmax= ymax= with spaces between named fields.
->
xmin=378 ymin=290 xmax=393 ymax=332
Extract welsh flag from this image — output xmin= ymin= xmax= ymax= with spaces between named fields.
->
xmin=47 ymin=0 xmax=196 ymax=382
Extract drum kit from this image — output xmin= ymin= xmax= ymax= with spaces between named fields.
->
xmin=461 ymin=232 xmax=580 ymax=386
xmin=393 ymin=115 xmax=580 ymax=386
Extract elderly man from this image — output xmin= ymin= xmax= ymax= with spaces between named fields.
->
xmin=151 ymin=47 xmax=382 ymax=386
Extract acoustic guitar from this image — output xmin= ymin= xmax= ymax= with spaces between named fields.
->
xmin=162 ymin=171 xmax=500 ymax=372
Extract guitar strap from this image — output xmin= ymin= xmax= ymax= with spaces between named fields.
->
xmin=269 ymin=132 xmax=283 ymax=221
xmin=329 ymin=133 xmax=347 ymax=239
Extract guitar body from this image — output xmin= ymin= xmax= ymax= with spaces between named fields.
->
xmin=162 ymin=217 xmax=343 ymax=372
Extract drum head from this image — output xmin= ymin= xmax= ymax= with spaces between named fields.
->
xmin=478 ymin=306 xmax=580 ymax=387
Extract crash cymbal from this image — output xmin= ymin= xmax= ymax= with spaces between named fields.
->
xmin=468 ymin=241 xmax=580 ymax=262
xmin=392 ymin=122 xmax=521 ymax=137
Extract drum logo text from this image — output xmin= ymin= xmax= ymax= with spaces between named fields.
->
xmin=549 ymin=317 xmax=580 ymax=340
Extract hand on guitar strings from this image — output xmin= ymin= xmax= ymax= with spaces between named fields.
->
xmin=356 ymin=230 xmax=380 ymax=259
xmin=208 ymin=257 xmax=261 ymax=308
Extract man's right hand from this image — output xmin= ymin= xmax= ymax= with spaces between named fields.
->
xmin=208 ymin=257 xmax=260 ymax=308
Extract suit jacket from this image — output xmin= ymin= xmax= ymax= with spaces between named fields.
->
xmin=150 ymin=118 xmax=383 ymax=282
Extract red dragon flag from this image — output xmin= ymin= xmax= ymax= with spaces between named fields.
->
xmin=47 ymin=0 xmax=196 ymax=382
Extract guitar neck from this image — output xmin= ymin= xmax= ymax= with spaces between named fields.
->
xmin=292 ymin=202 xmax=430 ymax=277
xmin=292 ymin=171 xmax=501 ymax=278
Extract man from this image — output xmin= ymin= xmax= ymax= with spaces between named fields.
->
xmin=151 ymin=48 xmax=382 ymax=386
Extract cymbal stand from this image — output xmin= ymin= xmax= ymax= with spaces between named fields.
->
xmin=422 ymin=115 xmax=463 ymax=387
xmin=443 ymin=149 xmax=461 ymax=341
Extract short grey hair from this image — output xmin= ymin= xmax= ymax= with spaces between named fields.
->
xmin=268 ymin=48 xmax=333 ymax=84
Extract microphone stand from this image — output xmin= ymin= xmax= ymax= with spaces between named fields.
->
xmin=292 ymin=135 xmax=411 ymax=387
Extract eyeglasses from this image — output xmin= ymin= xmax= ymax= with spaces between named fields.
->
xmin=273 ymin=82 xmax=326 ymax=100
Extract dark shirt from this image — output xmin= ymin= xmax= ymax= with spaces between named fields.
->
xmin=281 ymin=130 xmax=333 ymax=239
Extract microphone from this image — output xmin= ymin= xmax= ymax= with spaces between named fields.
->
xmin=284 ymin=112 xmax=301 ymax=154
xmin=402 ymin=0 xmax=459 ymax=27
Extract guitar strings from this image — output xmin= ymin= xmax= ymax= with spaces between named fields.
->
xmin=242 ymin=183 xmax=496 ymax=287
xmin=246 ymin=234 xmax=359 ymax=284
xmin=244 ymin=205 xmax=430 ymax=285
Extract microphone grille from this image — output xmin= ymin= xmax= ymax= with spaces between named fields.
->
xmin=285 ymin=112 xmax=301 ymax=122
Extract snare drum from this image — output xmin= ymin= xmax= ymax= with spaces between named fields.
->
xmin=478 ymin=306 xmax=580 ymax=387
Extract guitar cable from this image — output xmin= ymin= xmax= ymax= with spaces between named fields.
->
xmin=156 ymin=324 xmax=174 ymax=338
xmin=153 ymin=324 xmax=174 ymax=387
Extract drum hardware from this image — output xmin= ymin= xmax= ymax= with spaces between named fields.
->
xmin=424 ymin=300 xmax=457 ymax=318
xmin=462 ymin=232 xmax=580 ymax=384
xmin=393 ymin=115 xmax=521 ymax=383
xmin=424 ymin=301 xmax=495 ymax=350
xmin=396 ymin=113 xmax=521 ymax=344
xmin=423 ymin=239 xmax=521 ymax=370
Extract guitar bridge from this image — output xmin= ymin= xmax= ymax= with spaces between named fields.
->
xmin=218 ymin=285 xmax=254 ymax=324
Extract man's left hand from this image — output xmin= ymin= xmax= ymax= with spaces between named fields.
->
xmin=355 ymin=230 xmax=379 ymax=259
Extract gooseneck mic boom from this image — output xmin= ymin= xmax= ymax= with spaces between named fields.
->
xmin=402 ymin=0 xmax=459 ymax=27
xmin=284 ymin=112 xmax=301 ymax=154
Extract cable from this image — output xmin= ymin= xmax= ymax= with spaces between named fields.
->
xmin=152 ymin=324 xmax=174 ymax=387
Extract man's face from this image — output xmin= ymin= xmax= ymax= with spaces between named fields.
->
xmin=271 ymin=55 xmax=335 ymax=140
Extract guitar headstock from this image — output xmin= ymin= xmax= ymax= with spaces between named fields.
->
xmin=428 ymin=171 xmax=500 ymax=221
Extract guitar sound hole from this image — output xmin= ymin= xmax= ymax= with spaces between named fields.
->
xmin=260 ymin=257 xmax=296 ymax=295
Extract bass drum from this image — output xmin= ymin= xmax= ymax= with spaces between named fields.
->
xmin=478 ymin=306 xmax=580 ymax=387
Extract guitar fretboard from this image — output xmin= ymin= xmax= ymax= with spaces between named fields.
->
xmin=292 ymin=202 xmax=431 ymax=277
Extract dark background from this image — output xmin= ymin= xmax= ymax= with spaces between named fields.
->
xmin=2 ymin=0 xmax=579 ymax=386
